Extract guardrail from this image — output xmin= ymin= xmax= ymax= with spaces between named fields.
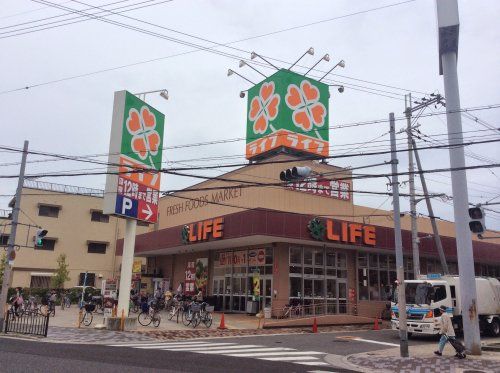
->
xmin=272 ymin=301 xmax=355 ymax=319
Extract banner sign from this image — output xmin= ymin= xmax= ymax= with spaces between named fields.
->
xmin=103 ymin=90 xmax=165 ymax=223
xmin=216 ymin=249 xmax=266 ymax=267
xmin=246 ymin=69 xmax=329 ymax=160
xmin=195 ymin=258 xmax=208 ymax=294
xmin=286 ymin=177 xmax=351 ymax=200
xmin=185 ymin=261 xmax=196 ymax=295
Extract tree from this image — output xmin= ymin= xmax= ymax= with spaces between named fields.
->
xmin=51 ymin=254 xmax=70 ymax=288
xmin=0 ymin=252 xmax=6 ymax=288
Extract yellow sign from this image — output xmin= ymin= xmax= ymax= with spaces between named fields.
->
xmin=132 ymin=260 xmax=142 ymax=273
xmin=252 ymin=272 xmax=260 ymax=297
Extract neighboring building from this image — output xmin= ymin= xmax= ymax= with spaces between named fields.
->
xmin=2 ymin=180 xmax=151 ymax=289
xmin=118 ymin=154 xmax=500 ymax=318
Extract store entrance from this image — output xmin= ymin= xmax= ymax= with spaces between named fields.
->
xmin=213 ymin=275 xmax=272 ymax=313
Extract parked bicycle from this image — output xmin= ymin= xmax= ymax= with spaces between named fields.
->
xmin=60 ymin=293 xmax=71 ymax=309
xmin=138 ymin=302 xmax=161 ymax=327
xmin=79 ymin=303 xmax=95 ymax=326
xmin=183 ymin=301 xmax=213 ymax=328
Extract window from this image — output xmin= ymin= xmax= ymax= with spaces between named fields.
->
xmin=30 ymin=276 xmax=51 ymax=288
xmin=0 ymin=234 xmax=9 ymax=245
xmin=78 ymin=272 xmax=96 ymax=287
xmin=358 ymin=253 xmax=400 ymax=301
xmin=38 ymin=204 xmax=60 ymax=218
xmin=87 ymin=242 xmax=107 ymax=254
xmin=91 ymin=210 xmax=109 ymax=223
xmin=35 ymin=238 xmax=56 ymax=251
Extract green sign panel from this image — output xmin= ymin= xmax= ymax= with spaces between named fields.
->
xmin=245 ymin=69 xmax=329 ymax=159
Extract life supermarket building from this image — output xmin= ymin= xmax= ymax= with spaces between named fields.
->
xmin=116 ymin=68 xmax=500 ymax=318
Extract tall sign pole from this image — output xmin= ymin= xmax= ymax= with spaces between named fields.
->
xmin=389 ymin=113 xmax=409 ymax=358
xmin=103 ymin=91 xmax=165 ymax=318
xmin=436 ymin=0 xmax=481 ymax=354
xmin=0 ymin=140 xmax=29 ymax=331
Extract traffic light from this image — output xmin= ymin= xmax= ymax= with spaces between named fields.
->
xmin=468 ymin=206 xmax=485 ymax=234
xmin=279 ymin=166 xmax=312 ymax=182
xmin=35 ymin=229 xmax=48 ymax=247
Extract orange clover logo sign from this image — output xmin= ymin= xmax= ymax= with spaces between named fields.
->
xmin=285 ymin=80 xmax=326 ymax=133
xmin=248 ymin=81 xmax=280 ymax=134
xmin=126 ymin=106 xmax=160 ymax=163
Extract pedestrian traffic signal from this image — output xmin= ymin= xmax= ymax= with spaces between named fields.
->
xmin=279 ymin=166 xmax=312 ymax=181
xmin=35 ymin=229 xmax=48 ymax=246
xmin=468 ymin=206 xmax=485 ymax=234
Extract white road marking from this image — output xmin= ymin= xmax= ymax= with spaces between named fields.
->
xmin=259 ymin=356 xmax=320 ymax=361
xmin=353 ymin=338 xmax=399 ymax=347
xmin=227 ymin=351 xmax=325 ymax=357
xmin=198 ymin=347 xmax=295 ymax=354
xmin=181 ymin=344 xmax=262 ymax=351
xmin=109 ymin=341 xmax=208 ymax=347
xmin=138 ymin=342 xmax=234 ymax=349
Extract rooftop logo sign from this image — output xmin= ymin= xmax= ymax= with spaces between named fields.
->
xmin=245 ymin=69 xmax=329 ymax=160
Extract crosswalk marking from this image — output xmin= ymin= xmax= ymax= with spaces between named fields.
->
xmin=227 ymin=351 xmax=325 ymax=357
xmin=199 ymin=347 xmax=295 ymax=354
xmin=108 ymin=340 xmax=330 ymax=367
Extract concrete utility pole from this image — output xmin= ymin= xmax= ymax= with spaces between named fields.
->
xmin=405 ymin=94 xmax=420 ymax=278
xmin=411 ymin=140 xmax=449 ymax=275
xmin=436 ymin=0 xmax=481 ymax=354
xmin=389 ymin=113 xmax=409 ymax=358
xmin=0 ymin=140 xmax=28 ymax=331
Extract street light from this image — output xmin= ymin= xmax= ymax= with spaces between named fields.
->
xmin=318 ymin=60 xmax=346 ymax=82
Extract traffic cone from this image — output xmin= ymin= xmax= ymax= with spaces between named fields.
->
xmin=218 ymin=313 xmax=227 ymax=330
xmin=373 ymin=317 xmax=380 ymax=330
xmin=312 ymin=317 xmax=318 ymax=333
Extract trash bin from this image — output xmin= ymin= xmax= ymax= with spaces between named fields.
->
xmin=264 ymin=307 xmax=272 ymax=319
xmin=246 ymin=301 xmax=258 ymax=314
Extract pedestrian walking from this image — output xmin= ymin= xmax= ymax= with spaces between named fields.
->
xmin=434 ymin=305 xmax=464 ymax=358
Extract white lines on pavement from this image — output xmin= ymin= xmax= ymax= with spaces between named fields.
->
xmin=108 ymin=341 xmax=330 ymax=368
xmin=352 ymin=338 xmax=399 ymax=347
xmin=227 ymin=351 xmax=325 ymax=358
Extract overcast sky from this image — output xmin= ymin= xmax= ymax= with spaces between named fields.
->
xmin=1 ymin=0 xmax=499 ymax=230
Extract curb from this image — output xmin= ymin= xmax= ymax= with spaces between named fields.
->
xmin=340 ymin=352 xmax=393 ymax=373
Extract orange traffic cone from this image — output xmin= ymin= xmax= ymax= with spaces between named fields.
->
xmin=373 ymin=317 xmax=380 ymax=330
xmin=312 ymin=317 xmax=318 ymax=333
xmin=218 ymin=313 xmax=227 ymax=330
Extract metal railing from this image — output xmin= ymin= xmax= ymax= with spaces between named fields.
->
xmin=4 ymin=309 xmax=50 ymax=337
xmin=24 ymin=180 xmax=104 ymax=198
xmin=273 ymin=301 xmax=355 ymax=319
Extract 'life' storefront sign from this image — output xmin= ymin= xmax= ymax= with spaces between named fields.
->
xmin=103 ymin=91 xmax=165 ymax=223
xmin=246 ymin=69 xmax=329 ymax=160
xmin=182 ymin=217 xmax=224 ymax=244
xmin=308 ymin=218 xmax=376 ymax=246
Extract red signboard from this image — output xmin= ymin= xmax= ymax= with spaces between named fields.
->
xmin=286 ymin=177 xmax=350 ymax=200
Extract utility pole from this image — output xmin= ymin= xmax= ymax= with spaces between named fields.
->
xmin=389 ymin=113 xmax=409 ymax=358
xmin=412 ymin=140 xmax=449 ymax=275
xmin=405 ymin=94 xmax=420 ymax=278
xmin=0 ymin=140 xmax=29 ymax=331
xmin=436 ymin=0 xmax=481 ymax=354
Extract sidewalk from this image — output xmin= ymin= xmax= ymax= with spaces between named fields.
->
xmin=344 ymin=340 xmax=500 ymax=373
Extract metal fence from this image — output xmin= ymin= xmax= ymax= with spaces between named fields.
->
xmin=273 ymin=301 xmax=355 ymax=319
xmin=4 ymin=310 xmax=50 ymax=337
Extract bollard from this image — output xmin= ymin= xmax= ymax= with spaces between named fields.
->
xmin=120 ymin=309 xmax=125 ymax=331
xmin=373 ymin=317 xmax=380 ymax=330
xmin=217 ymin=313 xmax=227 ymax=330
xmin=312 ymin=317 xmax=318 ymax=333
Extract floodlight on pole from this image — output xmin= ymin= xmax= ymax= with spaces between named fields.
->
xmin=318 ymin=60 xmax=346 ymax=82
xmin=328 ymin=84 xmax=345 ymax=93
xmin=288 ymin=47 xmax=315 ymax=70
xmin=227 ymin=69 xmax=255 ymax=85
xmin=239 ymin=60 xmax=267 ymax=78
xmin=250 ymin=51 xmax=279 ymax=70
xmin=133 ymin=88 xmax=169 ymax=101
xmin=304 ymin=54 xmax=330 ymax=76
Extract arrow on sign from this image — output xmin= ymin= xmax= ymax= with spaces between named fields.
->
xmin=142 ymin=203 xmax=153 ymax=220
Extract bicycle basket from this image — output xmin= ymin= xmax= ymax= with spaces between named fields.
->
xmin=141 ymin=302 xmax=149 ymax=313
xmin=84 ymin=304 xmax=96 ymax=312
xmin=205 ymin=305 xmax=214 ymax=312
xmin=190 ymin=303 xmax=201 ymax=312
